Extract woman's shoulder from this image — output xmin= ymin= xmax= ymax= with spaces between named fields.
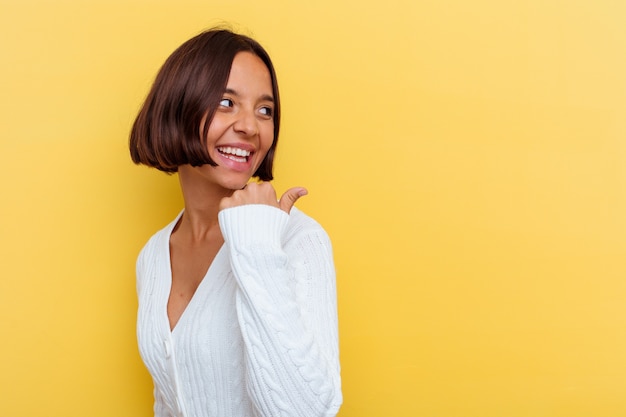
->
xmin=284 ymin=206 xmax=331 ymax=244
xmin=138 ymin=210 xmax=183 ymax=259
xmin=287 ymin=206 xmax=322 ymax=228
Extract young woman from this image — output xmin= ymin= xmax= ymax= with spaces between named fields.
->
xmin=129 ymin=29 xmax=342 ymax=417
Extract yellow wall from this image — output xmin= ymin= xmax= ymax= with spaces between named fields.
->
xmin=1 ymin=0 xmax=625 ymax=416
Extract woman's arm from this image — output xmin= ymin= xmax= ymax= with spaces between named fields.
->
xmin=219 ymin=204 xmax=342 ymax=417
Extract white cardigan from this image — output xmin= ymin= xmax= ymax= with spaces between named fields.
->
xmin=136 ymin=204 xmax=342 ymax=417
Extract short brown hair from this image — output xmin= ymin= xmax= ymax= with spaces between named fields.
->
xmin=129 ymin=29 xmax=280 ymax=181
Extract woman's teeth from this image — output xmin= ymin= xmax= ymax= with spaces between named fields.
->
xmin=217 ymin=146 xmax=250 ymax=162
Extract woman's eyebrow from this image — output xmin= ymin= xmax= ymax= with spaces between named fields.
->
xmin=260 ymin=94 xmax=275 ymax=103
xmin=224 ymin=88 xmax=239 ymax=96
xmin=224 ymin=88 xmax=274 ymax=102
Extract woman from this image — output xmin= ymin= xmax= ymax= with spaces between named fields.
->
xmin=129 ymin=28 xmax=342 ymax=417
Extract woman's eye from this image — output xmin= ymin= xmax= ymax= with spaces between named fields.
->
xmin=259 ymin=106 xmax=273 ymax=117
xmin=219 ymin=98 xmax=233 ymax=107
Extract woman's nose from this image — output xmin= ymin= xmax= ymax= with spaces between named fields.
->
xmin=233 ymin=109 xmax=258 ymax=136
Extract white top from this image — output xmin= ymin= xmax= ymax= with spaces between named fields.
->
xmin=136 ymin=204 xmax=342 ymax=417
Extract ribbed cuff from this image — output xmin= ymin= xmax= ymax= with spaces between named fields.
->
xmin=218 ymin=204 xmax=289 ymax=248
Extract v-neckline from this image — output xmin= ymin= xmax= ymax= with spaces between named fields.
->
xmin=163 ymin=210 xmax=226 ymax=335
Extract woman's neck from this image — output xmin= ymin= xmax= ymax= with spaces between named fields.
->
xmin=175 ymin=168 xmax=234 ymax=241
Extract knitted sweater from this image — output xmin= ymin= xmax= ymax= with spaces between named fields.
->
xmin=136 ymin=204 xmax=342 ymax=417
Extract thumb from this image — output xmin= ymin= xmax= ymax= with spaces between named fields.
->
xmin=278 ymin=187 xmax=308 ymax=213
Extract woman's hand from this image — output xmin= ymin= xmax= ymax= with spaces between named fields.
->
xmin=219 ymin=182 xmax=308 ymax=214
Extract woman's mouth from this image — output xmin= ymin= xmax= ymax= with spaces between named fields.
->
xmin=216 ymin=146 xmax=251 ymax=163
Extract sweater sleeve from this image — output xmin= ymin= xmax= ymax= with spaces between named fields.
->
xmin=218 ymin=204 xmax=342 ymax=417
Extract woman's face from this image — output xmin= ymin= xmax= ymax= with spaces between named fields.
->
xmin=188 ymin=51 xmax=275 ymax=191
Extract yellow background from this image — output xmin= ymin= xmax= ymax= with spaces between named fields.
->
xmin=1 ymin=0 xmax=625 ymax=416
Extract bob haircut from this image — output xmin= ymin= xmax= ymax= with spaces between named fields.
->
xmin=129 ymin=28 xmax=280 ymax=181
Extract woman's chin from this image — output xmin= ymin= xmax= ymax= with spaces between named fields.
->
xmin=221 ymin=176 xmax=254 ymax=192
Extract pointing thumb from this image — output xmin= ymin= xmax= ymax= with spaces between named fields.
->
xmin=278 ymin=187 xmax=308 ymax=213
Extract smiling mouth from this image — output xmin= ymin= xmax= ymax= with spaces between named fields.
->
xmin=216 ymin=146 xmax=251 ymax=163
